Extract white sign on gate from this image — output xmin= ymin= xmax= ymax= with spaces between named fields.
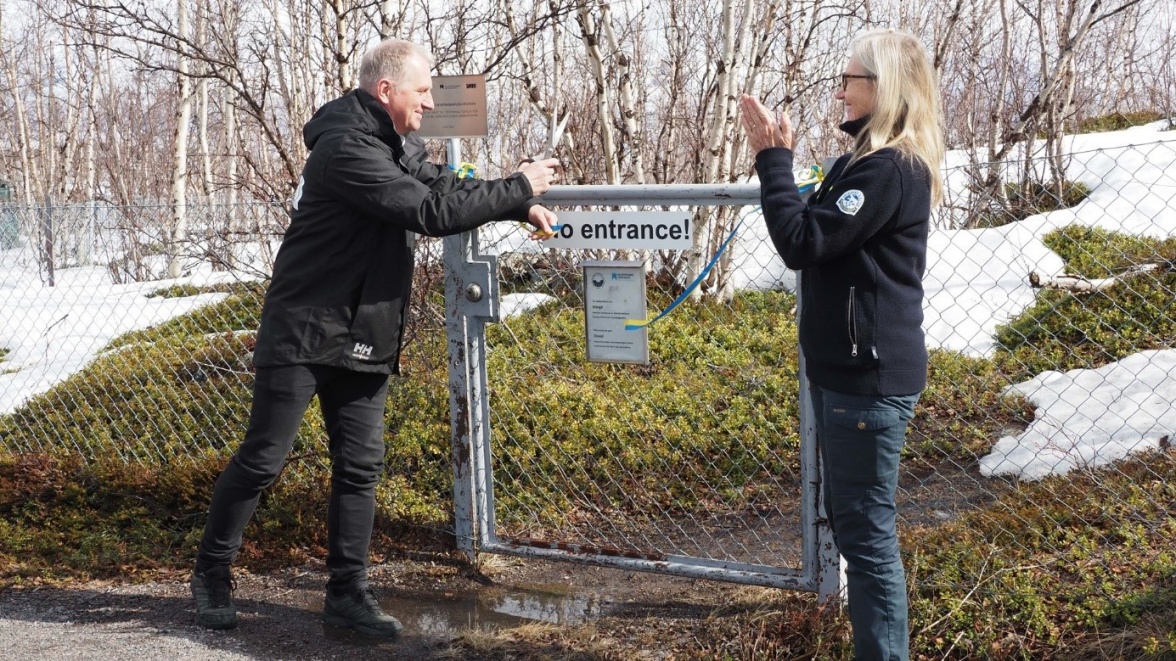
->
xmin=581 ymin=260 xmax=649 ymax=365
xmin=544 ymin=211 xmax=692 ymax=251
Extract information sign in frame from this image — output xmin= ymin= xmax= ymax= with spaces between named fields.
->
xmin=580 ymin=260 xmax=649 ymax=365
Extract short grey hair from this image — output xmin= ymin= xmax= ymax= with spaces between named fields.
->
xmin=358 ymin=39 xmax=434 ymax=93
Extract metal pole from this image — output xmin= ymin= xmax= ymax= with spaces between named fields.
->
xmin=444 ymin=138 xmax=476 ymax=559
xmin=444 ymin=139 xmax=500 ymax=561
xmin=43 ymin=197 xmax=56 ymax=287
xmin=540 ymin=183 xmax=760 ymax=207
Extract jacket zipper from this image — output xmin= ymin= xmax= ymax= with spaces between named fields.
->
xmin=847 ymin=286 xmax=858 ymax=357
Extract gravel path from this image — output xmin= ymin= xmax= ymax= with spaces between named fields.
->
xmin=0 ymin=558 xmax=702 ymax=660
xmin=0 ymin=569 xmax=457 ymax=660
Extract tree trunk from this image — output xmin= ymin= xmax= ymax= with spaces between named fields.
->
xmin=168 ymin=0 xmax=191 ymax=279
xmin=577 ymin=5 xmax=619 ymax=185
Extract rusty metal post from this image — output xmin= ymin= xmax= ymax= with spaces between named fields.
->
xmin=445 ymin=138 xmax=500 ymax=561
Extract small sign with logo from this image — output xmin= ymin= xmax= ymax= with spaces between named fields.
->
xmin=416 ymin=74 xmax=488 ymax=138
xmin=581 ymin=260 xmax=648 ymax=365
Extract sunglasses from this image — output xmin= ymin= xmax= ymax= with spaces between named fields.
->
xmin=840 ymin=73 xmax=877 ymax=90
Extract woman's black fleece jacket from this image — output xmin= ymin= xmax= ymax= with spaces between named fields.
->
xmin=754 ymin=117 xmax=932 ymax=396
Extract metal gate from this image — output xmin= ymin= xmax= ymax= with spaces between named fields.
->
xmin=443 ymin=161 xmax=839 ymax=598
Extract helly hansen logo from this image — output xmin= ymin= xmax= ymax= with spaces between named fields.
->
xmin=352 ymin=342 xmax=374 ymax=358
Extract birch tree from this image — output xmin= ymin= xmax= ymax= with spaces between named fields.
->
xmin=1 ymin=6 xmax=41 ymax=203
xmin=576 ymin=4 xmax=620 ymax=185
xmin=168 ymin=0 xmax=191 ymax=279
xmin=992 ymin=0 xmax=1146 ymax=164
xmin=686 ymin=0 xmax=757 ymax=301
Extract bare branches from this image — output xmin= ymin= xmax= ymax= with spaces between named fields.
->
xmin=993 ymin=0 xmax=1148 ymax=162
xmin=0 ymin=0 xmax=1167 ymax=241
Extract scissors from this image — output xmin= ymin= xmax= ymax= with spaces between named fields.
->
xmin=519 ymin=113 xmax=568 ymax=238
xmin=524 ymin=112 xmax=569 ymax=163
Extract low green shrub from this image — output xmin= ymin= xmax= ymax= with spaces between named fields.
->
xmin=0 ymin=280 xmax=1046 ymax=572
xmin=970 ymin=178 xmax=1091 ymax=229
xmin=146 ymin=282 xmax=243 ymax=299
xmin=0 ymin=332 xmax=262 ymax=460
xmin=905 ymin=453 xmax=1176 ymax=659
xmin=910 ymin=350 xmax=1034 ymax=462
xmin=995 ymin=227 xmax=1176 ymax=379
xmin=1002 ymin=180 xmax=1091 ymax=224
xmin=0 ymin=288 xmax=803 ymax=568
xmin=1043 ymin=225 xmax=1176 ymax=279
xmin=558 ymin=453 xmax=1176 ymax=660
xmin=1076 ymin=110 xmax=1167 ymax=134
xmin=106 ymin=281 xmax=267 ymax=351
xmin=0 ymin=452 xmax=222 ymax=577
xmin=485 ymin=291 xmax=804 ymax=527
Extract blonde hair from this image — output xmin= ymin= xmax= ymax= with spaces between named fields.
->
xmin=358 ymin=39 xmax=434 ymax=93
xmin=849 ymin=28 xmax=946 ymax=206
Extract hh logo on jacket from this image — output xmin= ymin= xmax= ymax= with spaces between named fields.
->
xmin=352 ymin=342 xmax=374 ymax=359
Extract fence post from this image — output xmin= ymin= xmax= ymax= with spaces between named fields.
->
xmin=42 ymin=197 xmax=55 ymax=287
xmin=445 ymin=138 xmax=500 ymax=562
xmin=83 ymin=200 xmax=95 ymax=266
xmin=444 ymin=138 xmax=474 ymax=560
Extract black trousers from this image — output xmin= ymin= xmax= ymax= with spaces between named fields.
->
xmin=196 ymin=364 xmax=389 ymax=589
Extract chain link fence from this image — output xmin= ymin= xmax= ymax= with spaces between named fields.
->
xmin=0 ymin=133 xmax=1174 ymax=602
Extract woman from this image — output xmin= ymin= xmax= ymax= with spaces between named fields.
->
xmin=739 ymin=28 xmax=945 ymax=661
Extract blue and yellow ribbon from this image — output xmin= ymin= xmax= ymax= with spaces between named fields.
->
xmin=449 ymin=162 xmax=558 ymax=236
xmin=519 ymin=223 xmax=564 ymax=237
xmin=449 ymin=162 xmax=478 ymax=179
xmin=796 ymin=164 xmax=824 ymax=194
xmin=624 ymin=164 xmax=824 ymax=331
xmin=624 ymin=216 xmax=745 ymax=330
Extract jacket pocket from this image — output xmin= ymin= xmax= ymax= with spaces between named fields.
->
xmin=824 ymin=402 xmax=905 ymax=485
xmin=296 ymin=307 xmax=350 ymax=361
xmin=846 ymin=286 xmax=859 ymax=358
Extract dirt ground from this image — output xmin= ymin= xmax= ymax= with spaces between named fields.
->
xmin=0 ymin=461 xmax=996 ymax=660
xmin=0 ymin=552 xmax=732 ymax=661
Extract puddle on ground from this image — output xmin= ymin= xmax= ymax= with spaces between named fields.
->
xmin=316 ymin=585 xmax=606 ymax=641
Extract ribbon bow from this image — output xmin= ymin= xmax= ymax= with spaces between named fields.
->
xmin=449 ymin=162 xmax=478 ymax=179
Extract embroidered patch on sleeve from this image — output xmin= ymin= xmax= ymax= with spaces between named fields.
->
xmin=836 ymin=189 xmax=865 ymax=216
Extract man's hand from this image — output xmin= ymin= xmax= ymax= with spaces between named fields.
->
xmin=516 ymin=158 xmax=560 ymax=196
xmin=739 ymin=94 xmax=794 ymax=154
xmin=525 ymin=205 xmax=560 ymax=240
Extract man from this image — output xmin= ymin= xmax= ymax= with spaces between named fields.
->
xmin=190 ymin=38 xmax=560 ymax=637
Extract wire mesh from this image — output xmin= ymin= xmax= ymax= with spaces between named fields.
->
xmin=0 ymin=138 xmax=1173 ymax=595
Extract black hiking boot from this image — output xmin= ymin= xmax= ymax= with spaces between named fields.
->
xmin=322 ymin=585 xmax=403 ymax=637
xmin=190 ymin=565 xmax=238 ymax=630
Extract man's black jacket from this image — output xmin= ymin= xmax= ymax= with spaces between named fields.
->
xmin=754 ymin=118 xmax=932 ymax=396
xmin=253 ymin=89 xmax=537 ymax=374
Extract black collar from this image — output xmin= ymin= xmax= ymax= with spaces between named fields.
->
xmin=839 ymin=115 xmax=870 ymax=138
xmin=354 ymin=88 xmax=404 ymax=145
